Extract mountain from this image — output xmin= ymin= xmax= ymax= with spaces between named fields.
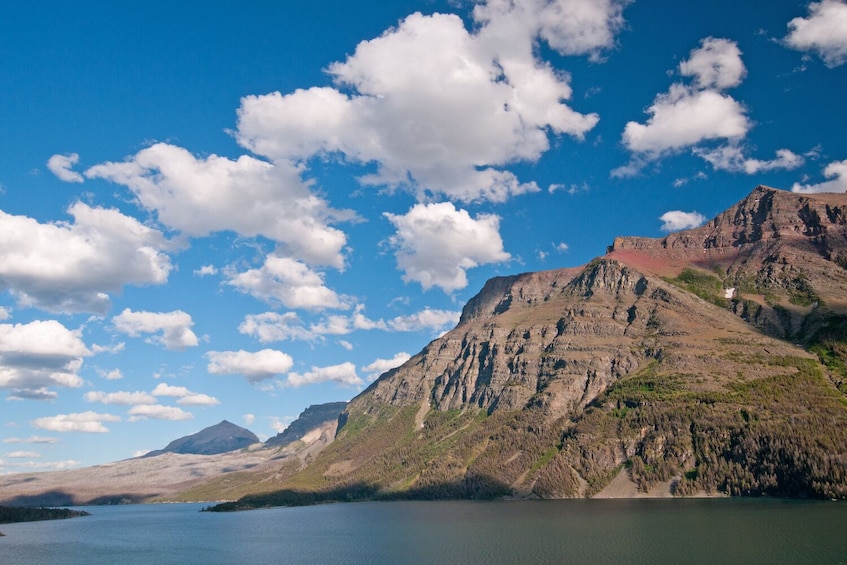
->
xmin=210 ymin=186 xmax=847 ymax=509
xmin=143 ymin=420 xmax=260 ymax=457
xmin=0 ymin=406 xmax=343 ymax=506
xmin=265 ymin=403 xmax=348 ymax=448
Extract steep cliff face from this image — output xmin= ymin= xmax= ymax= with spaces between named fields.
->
xmin=609 ymin=186 xmax=847 ymax=342
xmin=210 ymin=187 xmax=847 ymax=507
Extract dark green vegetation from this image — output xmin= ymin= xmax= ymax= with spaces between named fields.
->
xmin=0 ymin=505 xmax=90 ymax=524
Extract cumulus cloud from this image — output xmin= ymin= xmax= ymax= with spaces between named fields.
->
xmin=239 ymin=305 xmax=459 ymax=344
xmin=784 ymin=0 xmax=847 ymax=68
xmin=84 ymin=390 xmax=157 ymax=405
xmin=234 ymin=1 xmax=628 ymax=203
xmin=207 ymin=349 xmax=295 ymax=383
xmin=0 ymin=306 xmax=8 ymax=320
xmin=0 ymin=320 xmax=91 ymax=399
xmin=659 ymin=210 xmax=707 ymax=232
xmin=243 ymin=413 xmax=255 ymax=426
xmin=32 ymin=411 xmax=121 ymax=433
xmin=285 ymin=362 xmax=362 ymax=387
xmin=694 ymin=146 xmax=804 ymax=174
xmin=85 ymin=143 xmax=349 ymax=268
xmin=151 ymin=382 xmax=219 ymax=406
xmin=616 ymin=37 xmax=754 ymax=174
xmin=47 ymin=153 xmax=84 ymax=183
xmin=112 ymin=308 xmax=199 ymax=350
xmin=362 ymin=352 xmax=412 ymax=382
xmin=194 ymin=265 xmax=218 ymax=277
xmin=226 ymin=255 xmax=345 ymax=311
xmin=384 ymin=202 xmax=510 ymax=292
xmin=0 ymin=203 xmax=173 ymax=314
xmin=792 ymin=158 xmax=847 ymax=193
xmin=128 ymin=404 xmax=193 ymax=422
xmin=386 ymin=308 xmax=461 ymax=332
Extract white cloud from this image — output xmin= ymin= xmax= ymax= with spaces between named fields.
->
xmin=32 ymin=411 xmax=121 ymax=433
xmin=194 ymin=264 xmax=218 ymax=277
xmin=99 ymin=368 xmax=124 ymax=380
xmin=285 ymin=362 xmax=362 ymax=388
xmin=47 ymin=153 xmax=84 ymax=183
xmin=339 ymin=340 xmax=354 ymax=351
xmin=128 ymin=404 xmax=193 ymax=422
xmin=2 ymin=436 xmax=58 ymax=444
xmin=85 ymin=143 xmax=349 ymax=268
xmin=362 ymin=352 xmax=412 ymax=382
xmin=0 ymin=306 xmax=8 ymax=320
xmin=387 ymin=308 xmax=461 ymax=332
xmin=177 ymin=393 xmax=220 ymax=406
xmin=384 ymin=202 xmax=510 ymax=292
xmin=0 ymin=203 xmax=173 ymax=314
xmin=0 ymin=320 xmax=91 ymax=398
xmin=270 ymin=416 xmax=293 ymax=433
xmin=659 ymin=210 xmax=707 ymax=232
xmin=695 ymin=146 xmax=804 ymax=174
xmin=226 ymin=255 xmax=345 ymax=311
xmin=84 ymin=390 xmax=157 ymax=405
xmin=555 ymin=242 xmax=570 ymax=252
xmin=238 ymin=312 xmax=314 ymax=343
xmin=151 ymin=383 xmax=190 ymax=397
xmin=243 ymin=413 xmax=255 ymax=426
xmin=618 ymin=38 xmax=756 ymax=173
xmin=678 ymin=37 xmax=746 ymax=89
xmin=207 ymin=349 xmax=295 ymax=383
xmin=112 ymin=308 xmax=199 ymax=350
xmin=5 ymin=450 xmax=41 ymax=458
xmin=234 ymin=2 xmax=618 ymax=203
xmin=3 ymin=459 xmax=81 ymax=471
xmin=784 ymin=0 xmax=847 ymax=67
xmin=792 ymin=158 xmax=847 ymax=193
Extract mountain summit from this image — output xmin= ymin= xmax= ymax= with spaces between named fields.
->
xmin=143 ymin=420 xmax=260 ymax=457
xmin=211 ymin=187 xmax=846 ymax=508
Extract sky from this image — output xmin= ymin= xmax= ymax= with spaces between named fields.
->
xmin=1 ymin=0 xmax=846 ymax=472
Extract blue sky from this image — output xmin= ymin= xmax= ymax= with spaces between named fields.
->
xmin=2 ymin=0 xmax=846 ymax=471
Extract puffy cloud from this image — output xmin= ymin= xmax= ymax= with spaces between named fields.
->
xmin=0 ymin=320 xmax=91 ymax=398
xmin=621 ymin=85 xmax=749 ymax=158
xmin=384 ymin=202 xmax=510 ymax=292
xmin=32 ymin=411 xmax=121 ymax=433
xmin=792 ymin=158 xmax=847 ymax=193
xmin=47 ymin=153 xmax=84 ymax=183
xmin=0 ymin=307 xmax=8 ymax=320
xmin=387 ymin=308 xmax=461 ymax=332
xmin=84 ymin=390 xmax=157 ymax=405
xmin=659 ymin=210 xmax=707 ymax=232
xmin=678 ymin=37 xmax=746 ymax=89
xmin=194 ymin=265 xmax=218 ymax=277
xmin=128 ymin=404 xmax=193 ymax=422
xmin=85 ymin=143 xmax=349 ymax=268
xmin=784 ymin=0 xmax=847 ymax=67
xmin=99 ymin=368 xmax=124 ymax=380
xmin=226 ymin=255 xmax=345 ymax=311
xmin=235 ymin=4 xmax=613 ymax=203
xmin=207 ymin=349 xmax=294 ymax=383
xmin=151 ymin=382 xmax=219 ymax=406
xmin=243 ymin=413 xmax=255 ymax=426
xmin=239 ymin=305 xmax=459 ymax=344
xmin=5 ymin=451 xmax=41 ymax=458
xmin=362 ymin=352 xmax=412 ymax=382
xmin=285 ymin=362 xmax=362 ymax=388
xmin=695 ymin=146 xmax=804 ymax=174
xmin=112 ymin=308 xmax=199 ymax=350
xmin=0 ymin=203 xmax=173 ymax=314
xmin=618 ymin=38 xmax=755 ymax=173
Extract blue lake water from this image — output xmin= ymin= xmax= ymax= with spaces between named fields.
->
xmin=1 ymin=499 xmax=845 ymax=564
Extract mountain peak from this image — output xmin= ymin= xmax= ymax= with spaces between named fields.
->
xmin=143 ymin=420 xmax=260 ymax=457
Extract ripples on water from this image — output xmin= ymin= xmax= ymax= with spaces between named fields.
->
xmin=1 ymin=499 xmax=845 ymax=564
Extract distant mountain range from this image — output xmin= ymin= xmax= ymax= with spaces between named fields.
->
xmin=3 ymin=186 xmax=845 ymax=508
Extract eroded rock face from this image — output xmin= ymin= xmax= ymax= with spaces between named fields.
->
xmin=362 ymin=258 xmax=749 ymax=417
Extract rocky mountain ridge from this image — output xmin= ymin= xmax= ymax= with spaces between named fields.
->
xmin=211 ymin=186 xmax=846 ymax=509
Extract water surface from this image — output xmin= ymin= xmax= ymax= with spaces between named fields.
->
xmin=1 ymin=499 xmax=844 ymax=564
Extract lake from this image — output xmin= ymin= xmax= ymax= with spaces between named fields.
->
xmin=1 ymin=499 xmax=845 ymax=564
